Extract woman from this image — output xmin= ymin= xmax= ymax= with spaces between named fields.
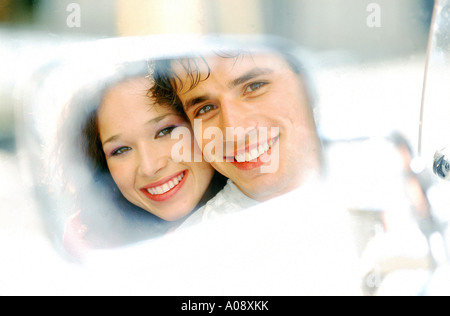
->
xmin=53 ymin=61 xmax=226 ymax=259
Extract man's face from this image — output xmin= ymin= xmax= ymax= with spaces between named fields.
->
xmin=173 ymin=53 xmax=321 ymax=201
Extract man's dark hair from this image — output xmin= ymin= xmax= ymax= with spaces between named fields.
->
xmin=150 ymin=39 xmax=311 ymax=116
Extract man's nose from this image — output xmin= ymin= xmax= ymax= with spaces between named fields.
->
xmin=220 ymin=98 xmax=257 ymax=143
xmin=137 ymin=145 xmax=168 ymax=177
xmin=220 ymin=98 xmax=251 ymax=130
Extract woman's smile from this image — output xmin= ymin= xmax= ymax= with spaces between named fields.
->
xmin=140 ymin=170 xmax=188 ymax=202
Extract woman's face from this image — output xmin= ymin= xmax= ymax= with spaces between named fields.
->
xmin=98 ymin=77 xmax=214 ymax=221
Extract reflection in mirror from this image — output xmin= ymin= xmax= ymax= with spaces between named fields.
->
xmin=13 ymin=36 xmax=359 ymax=294
xmin=17 ymin=36 xmax=328 ymax=258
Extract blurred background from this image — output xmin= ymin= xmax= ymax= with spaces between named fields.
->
xmin=0 ymin=0 xmax=434 ymax=153
xmin=2 ymin=0 xmax=448 ymax=295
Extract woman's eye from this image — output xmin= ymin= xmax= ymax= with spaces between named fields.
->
xmin=111 ymin=146 xmax=131 ymax=156
xmin=156 ymin=126 xmax=177 ymax=138
xmin=245 ymin=82 xmax=266 ymax=94
xmin=195 ymin=104 xmax=217 ymax=117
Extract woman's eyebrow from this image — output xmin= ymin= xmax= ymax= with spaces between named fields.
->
xmin=145 ymin=113 xmax=171 ymax=126
xmin=102 ymin=134 xmax=121 ymax=146
xmin=102 ymin=114 xmax=172 ymax=146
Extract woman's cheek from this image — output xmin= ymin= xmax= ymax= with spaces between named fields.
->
xmin=107 ymin=160 xmax=132 ymax=188
xmin=167 ymin=136 xmax=193 ymax=162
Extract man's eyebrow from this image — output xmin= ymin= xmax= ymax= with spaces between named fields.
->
xmin=183 ymin=68 xmax=274 ymax=113
xmin=228 ymin=67 xmax=274 ymax=89
xmin=184 ymin=96 xmax=210 ymax=113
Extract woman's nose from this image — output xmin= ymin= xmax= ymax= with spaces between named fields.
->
xmin=137 ymin=145 xmax=168 ymax=177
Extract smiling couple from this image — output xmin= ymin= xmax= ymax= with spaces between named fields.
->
xmin=61 ymin=40 xmax=322 ymax=256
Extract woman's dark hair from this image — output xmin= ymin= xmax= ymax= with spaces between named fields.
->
xmin=82 ymin=107 xmax=108 ymax=177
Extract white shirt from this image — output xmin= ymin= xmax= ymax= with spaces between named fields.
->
xmin=84 ymin=177 xmax=362 ymax=295
xmin=177 ymin=179 xmax=260 ymax=230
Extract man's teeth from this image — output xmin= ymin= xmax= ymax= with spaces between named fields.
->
xmin=234 ymin=138 xmax=275 ymax=163
xmin=147 ymin=172 xmax=184 ymax=195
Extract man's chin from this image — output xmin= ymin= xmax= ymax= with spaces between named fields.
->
xmin=234 ymin=172 xmax=289 ymax=202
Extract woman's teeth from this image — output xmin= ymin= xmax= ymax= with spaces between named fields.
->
xmin=234 ymin=138 xmax=277 ymax=163
xmin=147 ymin=172 xmax=185 ymax=195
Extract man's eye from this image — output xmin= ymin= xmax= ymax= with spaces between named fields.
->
xmin=111 ymin=146 xmax=131 ymax=156
xmin=244 ymin=82 xmax=267 ymax=94
xmin=156 ymin=126 xmax=177 ymax=138
xmin=195 ymin=104 xmax=217 ymax=117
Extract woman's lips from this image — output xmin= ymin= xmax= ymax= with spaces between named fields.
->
xmin=140 ymin=170 xmax=188 ymax=202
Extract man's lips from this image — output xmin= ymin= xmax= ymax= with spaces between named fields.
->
xmin=224 ymin=136 xmax=279 ymax=170
xmin=140 ymin=170 xmax=188 ymax=202
xmin=230 ymin=147 xmax=274 ymax=170
xmin=224 ymin=136 xmax=279 ymax=160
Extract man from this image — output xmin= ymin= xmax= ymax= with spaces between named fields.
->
xmin=152 ymin=42 xmax=322 ymax=210
xmin=143 ymin=40 xmax=361 ymax=294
